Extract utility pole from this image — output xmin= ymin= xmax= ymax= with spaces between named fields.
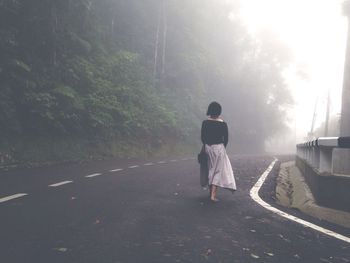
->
xmin=340 ymin=0 xmax=350 ymax=136
xmin=333 ymin=1 xmax=350 ymax=175
xmin=307 ymin=97 xmax=318 ymax=140
xmin=324 ymin=90 xmax=330 ymax=136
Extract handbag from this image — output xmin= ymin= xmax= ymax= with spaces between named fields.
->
xmin=198 ymin=145 xmax=209 ymax=187
xmin=197 ymin=145 xmax=208 ymax=164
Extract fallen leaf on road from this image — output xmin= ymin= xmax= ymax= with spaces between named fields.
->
xmin=94 ymin=219 xmax=100 ymax=224
xmin=54 ymin=247 xmax=68 ymax=252
xmin=174 ymin=192 xmax=179 ymax=196
xmin=294 ymin=254 xmax=300 ymax=259
xmin=250 ymin=229 xmax=256 ymax=233
xmin=257 ymin=218 xmax=271 ymax=224
xmin=201 ymin=248 xmax=212 ymax=260
xmin=71 ymin=197 xmax=76 ymax=200
xmin=278 ymin=234 xmax=291 ymax=242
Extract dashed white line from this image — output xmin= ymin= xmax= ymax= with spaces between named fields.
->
xmin=144 ymin=163 xmax=154 ymax=166
xmin=250 ymin=158 xmax=350 ymax=244
xmin=109 ymin=168 xmax=123 ymax=172
xmin=85 ymin=173 xmax=102 ymax=178
xmin=157 ymin=161 xmax=166 ymax=164
xmin=0 ymin=193 xmax=28 ymax=203
xmin=49 ymin=181 xmax=73 ymax=187
xmin=128 ymin=165 xmax=139 ymax=169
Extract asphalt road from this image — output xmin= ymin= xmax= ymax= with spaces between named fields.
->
xmin=0 ymin=155 xmax=349 ymax=263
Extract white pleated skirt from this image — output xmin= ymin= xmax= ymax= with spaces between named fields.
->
xmin=205 ymin=144 xmax=237 ymax=191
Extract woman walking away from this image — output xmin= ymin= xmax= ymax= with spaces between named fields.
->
xmin=201 ymin=102 xmax=236 ymax=202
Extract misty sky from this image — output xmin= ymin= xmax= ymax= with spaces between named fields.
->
xmin=238 ymin=0 xmax=348 ymax=142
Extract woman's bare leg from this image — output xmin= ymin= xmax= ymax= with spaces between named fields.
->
xmin=210 ymin=185 xmax=218 ymax=201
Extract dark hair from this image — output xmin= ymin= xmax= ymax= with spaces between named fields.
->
xmin=206 ymin=101 xmax=222 ymax=116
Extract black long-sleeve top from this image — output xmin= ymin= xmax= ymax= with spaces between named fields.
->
xmin=201 ymin=119 xmax=228 ymax=147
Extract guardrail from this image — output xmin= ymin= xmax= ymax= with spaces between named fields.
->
xmin=296 ymin=137 xmax=350 ymax=174
xmin=296 ymin=137 xmax=350 ymax=212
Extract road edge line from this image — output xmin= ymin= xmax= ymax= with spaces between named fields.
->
xmin=250 ymin=158 xmax=350 ymax=244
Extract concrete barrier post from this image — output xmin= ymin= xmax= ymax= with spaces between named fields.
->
xmin=312 ymin=147 xmax=320 ymax=169
xmin=310 ymin=147 xmax=315 ymax=167
xmin=307 ymin=147 xmax=312 ymax=166
xmin=319 ymin=147 xmax=333 ymax=173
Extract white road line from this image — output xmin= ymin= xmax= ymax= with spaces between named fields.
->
xmin=250 ymin=158 xmax=350 ymax=244
xmin=109 ymin=169 xmax=123 ymax=172
xmin=170 ymin=160 xmax=177 ymax=162
xmin=85 ymin=173 xmax=102 ymax=178
xmin=0 ymin=193 xmax=28 ymax=203
xmin=144 ymin=163 xmax=154 ymax=166
xmin=181 ymin=158 xmax=188 ymax=161
xmin=128 ymin=165 xmax=139 ymax=169
xmin=157 ymin=161 xmax=166 ymax=164
xmin=49 ymin=181 xmax=73 ymax=187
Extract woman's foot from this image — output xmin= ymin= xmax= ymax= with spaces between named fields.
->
xmin=210 ymin=197 xmax=219 ymax=202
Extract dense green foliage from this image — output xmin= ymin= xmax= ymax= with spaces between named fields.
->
xmin=0 ymin=0 xmax=292 ymax=164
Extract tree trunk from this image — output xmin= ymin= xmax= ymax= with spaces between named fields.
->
xmin=51 ymin=3 xmax=58 ymax=66
xmin=152 ymin=4 xmax=161 ymax=82
xmin=341 ymin=5 xmax=350 ymax=136
xmin=161 ymin=0 xmax=167 ymax=78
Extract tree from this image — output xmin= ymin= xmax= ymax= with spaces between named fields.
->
xmin=0 ymin=0 xmax=293 ymax=165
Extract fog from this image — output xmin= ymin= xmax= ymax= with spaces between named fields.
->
xmin=0 ymin=0 xmax=348 ymax=165
xmin=240 ymin=0 xmax=348 ymax=153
